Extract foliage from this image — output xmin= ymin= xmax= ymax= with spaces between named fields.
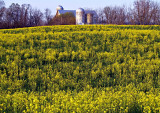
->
xmin=1 ymin=25 xmax=160 ymax=112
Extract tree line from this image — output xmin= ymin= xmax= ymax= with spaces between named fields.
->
xmin=97 ymin=0 xmax=160 ymax=25
xmin=0 ymin=0 xmax=54 ymax=29
xmin=0 ymin=0 xmax=160 ymax=29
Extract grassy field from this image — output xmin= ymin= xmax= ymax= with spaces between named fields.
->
xmin=1 ymin=25 xmax=160 ymax=112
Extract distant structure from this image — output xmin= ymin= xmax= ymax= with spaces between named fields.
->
xmin=56 ymin=5 xmax=98 ymax=25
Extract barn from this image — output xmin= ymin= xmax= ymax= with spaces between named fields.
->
xmin=56 ymin=5 xmax=98 ymax=25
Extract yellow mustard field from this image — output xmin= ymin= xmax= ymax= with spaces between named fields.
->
xmin=1 ymin=25 xmax=160 ymax=112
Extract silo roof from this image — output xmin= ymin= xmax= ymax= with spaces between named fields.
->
xmin=57 ymin=5 xmax=64 ymax=10
xmin=76 ymin=8 xmax=85 ymax=12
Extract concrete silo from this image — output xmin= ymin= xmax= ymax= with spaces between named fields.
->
xmin=87 ymin=13 xmax=93 ymax=24
xmin=76 ymin=8 xmax=85 ymax=25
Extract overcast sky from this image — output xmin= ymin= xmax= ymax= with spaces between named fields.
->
xmin=4 ymin=0 xmax=160 ymax=14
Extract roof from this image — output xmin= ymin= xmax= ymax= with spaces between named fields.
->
xmin=58 ymin=10 xmax=98 ymax=17
xmin=58 ymin=10 xmax=76 ymax=16
xmin=76 ymin=8 xmax=85 ymax=12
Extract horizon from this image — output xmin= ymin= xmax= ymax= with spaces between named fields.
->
xmin=4 ymin=0 xmax=159 ymax=15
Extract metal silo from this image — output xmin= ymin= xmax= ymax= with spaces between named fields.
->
xmin=56 ymin=5 xmax=64 ymax=11
xmin=76 ymin=8 xmax=85 ymax=25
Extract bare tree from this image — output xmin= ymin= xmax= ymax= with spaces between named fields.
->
xmin=0 ymin=0 xmax=5 ymax=27
xmin=44 ymin=8 xmax=53 ymax=25
xmin=5 ymin=3 xmax=21 ymax=28
xmin=0 ymin=0 xmax=4 ymax=8
xmin=20 ymin=4 xmax=31 ymax=27
xmin=4 ymin=3 xmax=43 ymax=28
xmin=157 ymin=8 xmax=160 ymax=24
xmin=104 ymin=7 xmax=113 ymax=24
xmin=32 ymin=9 xmax=43 ymax=26
xmin=96 ymin=8 xmax=105 ymax=24
xmin=117 ymin=6 xmax=126 ymax=24
xmin=150 ymin=2 xmax=160 ymax=24
xmin=28 ymin=6 xmax=34 ymax=26
xmin=27 ymin=8 xmax=43 ymax=26
xmin=104 ymin=6 xmax=126 ymax=25
xmin=132 ymin=0 xmax=159 ymax=25
xmin=126 ymin=7 xmax=135 ymax=25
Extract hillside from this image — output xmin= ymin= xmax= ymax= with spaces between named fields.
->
xmin=1 ymin=25 xmax=160 ymax=112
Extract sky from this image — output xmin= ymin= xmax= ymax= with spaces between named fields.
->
xmin=4 ymin=0 xmax=160 ymax=14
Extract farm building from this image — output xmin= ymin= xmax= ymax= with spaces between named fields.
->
xmin=56 ymin=5 xmax=98 ymax=25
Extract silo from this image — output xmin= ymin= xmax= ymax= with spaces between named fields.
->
xmin=56 ymin=5 xmax=64 ymax=11
xmin=76 ymin=8 xmax=85 ymax=25
xmin=87 ymin=13 xmax=93 ymax=24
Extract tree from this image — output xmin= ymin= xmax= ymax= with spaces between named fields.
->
xmin=126 ymin=8 xmax=136 ymax=25
xmin=44 ymin=8 xmax=53 ymax=25
xmin=28 ymin=8 xmax=43 ymax=26
xmin=0 ymin=0 xmax=4 ymax=8
xmin=5 ymin=3 xmax=21 ymax=28
xmin=0 ymin=0 xmax=5 ymax=28
xmin=20 ymin=4 xmax=31 ymax=27
xmin=117 ymin=6 xmax=126 ymax=24
xmin=0 ymin=3 xmax=32 ymax=28
xmin=0 ymin=0 xmax=4 ymax=9
xmin=104 ymin=6 xmax=126 ymax=25
xmin=96 ymin=8 xmax=105 ymax=24
xmin=150 ymin=2 xmax=160 ymax=24
xmin=132 ymin=0 xmax=159 ymax=25
xmin=32 ymin=9 xmax=43 ymax=26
